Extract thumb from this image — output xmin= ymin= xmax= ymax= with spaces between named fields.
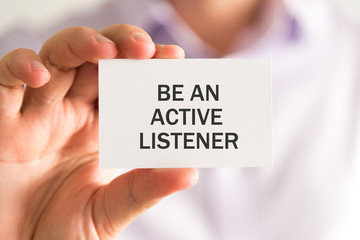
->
xmin=91 ymin=168 xmax=199 ymax=239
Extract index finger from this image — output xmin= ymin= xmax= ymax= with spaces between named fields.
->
xmin=39 ymin=27 xmax=117 ymax=70
xmin=24 ymin=27 xmax=118 ymax=107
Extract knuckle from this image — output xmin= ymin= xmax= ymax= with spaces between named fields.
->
xmin=102 ymin=24 xmax=145 ymax=35
xmin=127 ymin=170 xmax=153 ymax=210
xmin=123 ymin=24 xmax=146 ymax=34
xmin=119 ymin=23 xmax=137 ymax=30
xmin=6 ymin=48 xmax=35 ymax=60
xmin=71 ymin=26 xmax=95 ymax=36
xmin=3 ymin=48 xmax=35 ymax=74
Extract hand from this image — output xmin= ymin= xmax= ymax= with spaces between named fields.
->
xmin=0 ymin=24 xmax=198 ymax=240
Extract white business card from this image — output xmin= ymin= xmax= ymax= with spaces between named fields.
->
xmin=99 ymin=59 xmax=272 ymax=168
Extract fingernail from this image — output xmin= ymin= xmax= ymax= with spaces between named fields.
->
xmin=95 ymin=34 xmax=114 ymax=44
xmin=31 ymin=60 xmax=48 ymax=72
xmin=133 ymin=33 xmax=153 ymax=43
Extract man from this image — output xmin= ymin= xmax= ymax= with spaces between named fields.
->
xmin=0 ymin=0 xmax=359 ymax=239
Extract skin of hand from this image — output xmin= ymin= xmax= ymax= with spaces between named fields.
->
xmin=0 ymin=24 xmax=198 ymax=240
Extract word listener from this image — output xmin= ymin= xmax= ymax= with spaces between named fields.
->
xmin=140 ymin=84 xmax=239 ymax=150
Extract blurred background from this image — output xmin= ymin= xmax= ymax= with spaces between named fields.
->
xmin=0 ymin=0 xmax=359 ymax=37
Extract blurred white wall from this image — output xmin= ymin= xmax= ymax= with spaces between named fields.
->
xmin=329 ymin=0 xmax=360 ymax=17
xmin=0 ymin=0 xmax=359 ymax=36
xmin=0 ymin=0 xmax=104 ymax=34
